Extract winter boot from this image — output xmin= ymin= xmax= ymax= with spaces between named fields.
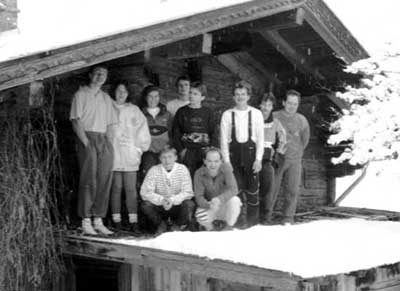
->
xmin=93 ymin=217 xmax=114 ymax=235
xmin=82 ymin=218 xmax=97 ymax=235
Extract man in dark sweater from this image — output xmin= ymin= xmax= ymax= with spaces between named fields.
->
xmin=172 ymin=81 xmax=216 ymax=176
xmin=273 ymin=89 xmax=310 ymax=224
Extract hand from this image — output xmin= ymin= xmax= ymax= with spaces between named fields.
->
xmin=162 ymin=197 xmax=173 ymax=211
xmin=82 ymin=137 xmax=89 ymax=147
xmin=179 ymin=149 xmax=187 ymax=161
xmin=252 ymin=160 xmax=262 ymax=173
xmin=210 ymin=197 xmax=221 ymax=211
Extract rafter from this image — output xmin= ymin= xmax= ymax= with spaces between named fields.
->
xmin=217 ymin=51 xmax=281 ymax=93
xmin=258 ymin=29 xmax=325 ymax=80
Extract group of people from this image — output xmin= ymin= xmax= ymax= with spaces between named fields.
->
xmin=69 ymin=65 xmax=310 ymax=236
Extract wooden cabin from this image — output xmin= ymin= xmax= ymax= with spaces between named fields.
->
xmin=3 ymin=0 xmax=400 ymax=290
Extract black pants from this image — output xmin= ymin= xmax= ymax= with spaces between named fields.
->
xmin=140 ymin=200 xmax=195 ymax=230
xmin=259 ymin=160 xmax=275 ymax=220
xmin=182 ymin=147 xmax=204 ymax=177
xmin=232 ymin=165 xmax=259 ymax=226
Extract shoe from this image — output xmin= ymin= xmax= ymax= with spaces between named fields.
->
xmin=129 ymin=223 xmax=142 ymax=236
xmin=169 ymin=223 xmax=182 ymax=232
xmin=222 ymin=225 xmax=234 ymax=231
xmin=93 ymin=218 xmax=114 ymax=235
xmin=260 ymin=215 xmax=273 ymax=225
xmin=111 ymin=221 xmax=122 ymax=231
xmin=155 ymin=221 xmax=168 ymax=236
xmin=82 ymin=218 xmax=97 ymax=235
xmin=212 ymin=220 xmax=227 ymax=231
xmin=281 ymin=217 xmax=294 ymax=225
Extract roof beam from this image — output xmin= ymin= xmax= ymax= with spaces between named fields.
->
xmin=217 ymin=51 xmax=281 ymax=93
xmin=247 ymin=8 xmax=305 ymax=32
xmin=153 ymin=33 xmax=212 ymax=60
xmin=258 ymin=29 xmax=325 ymax=80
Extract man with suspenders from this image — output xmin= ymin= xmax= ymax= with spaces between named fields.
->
xmin=220 ymin=81 xmax=264 ymax=227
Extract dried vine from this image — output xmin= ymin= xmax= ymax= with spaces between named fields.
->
xmin=0 ymin=88 xmax=64 ymax=291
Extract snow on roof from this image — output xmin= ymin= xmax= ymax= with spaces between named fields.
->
xmin=337 ymin=160 xmax=400 ymax=212
xmin=0 ymin=0 xmax=251 ymax=62
xmin=93 ymin=218 xmax=400 ymax=278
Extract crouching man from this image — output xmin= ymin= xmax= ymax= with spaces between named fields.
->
xmin=194 ymin=147 xmax=242 ymax=231
xmin=140 ymin=146 xmax=195 ymax=234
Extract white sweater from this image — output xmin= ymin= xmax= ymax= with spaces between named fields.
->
xmin=140 ymin=163 xmax=194 ymax=206
xmin=110 ymin=103 xmax=151 ymax=171
xmin=220 ymin=106 xmax=264 ymax=163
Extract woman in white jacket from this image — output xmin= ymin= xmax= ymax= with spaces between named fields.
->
xmin=110 ymin=81 xmax=151 ymax=234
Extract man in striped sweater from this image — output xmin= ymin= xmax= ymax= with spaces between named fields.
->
xmin=140 ymin=146 xmax=195 ymax=234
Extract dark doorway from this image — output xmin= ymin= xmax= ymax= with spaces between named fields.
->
xmin=74 ymin=257 xmax=120 ymax=291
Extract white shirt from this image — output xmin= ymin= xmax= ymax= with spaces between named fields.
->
xmin=220 ymin=106 xmax=264 ymax=163
xmin=69 ymin=86 xmax=117 ymax=133
xmin=166 ymin=98 xmax=190 ymax=116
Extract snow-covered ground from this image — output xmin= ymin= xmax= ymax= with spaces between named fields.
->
xmin=98 ymin=218 xmax=400 ymax=278
xmin=337 ymin=160 xmax=400 ymax=212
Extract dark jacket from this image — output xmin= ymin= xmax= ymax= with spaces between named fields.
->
xmin=142 ymin=104 xmax=172 ymax=153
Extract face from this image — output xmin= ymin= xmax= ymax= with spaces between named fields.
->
xmin=204 ymin=151 xmax=222 ymax=176
xmin=89 ymin=67 xmax=108 ymax=86
xmin=160 ymin=151 xmax=177 ymax=171
xmin=177 ymin=80 xmax=190 ymax=97
xmin=233 ymin=87 xmax=250 ymax=107
xmin=146 ymin=90 xmax=160 ymax=109
xmin=260 ymin=100 xmax=274 ymax=116
xmin=283 ymin=94 xmax=300 ymax=114
xmin=115 ymin=84 xmax=129 ymax=105
xmin=189 ymin=87 xmax=205 ymax=106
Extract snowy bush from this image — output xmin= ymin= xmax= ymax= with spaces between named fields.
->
xmin=328 ymin=44 xmax=400 ymax=165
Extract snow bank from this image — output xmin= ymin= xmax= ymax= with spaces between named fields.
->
xmin=102 ymin=218 xmax=400 ymax=278
xmin=337 ymin=160 xmax=400 ymax=212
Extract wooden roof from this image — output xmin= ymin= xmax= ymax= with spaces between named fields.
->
xmin=0 ymin=0 xmax=368 ymax=92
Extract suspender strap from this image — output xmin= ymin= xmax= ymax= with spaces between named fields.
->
xmin=231 ymin=111 xmax=236 ymax=140
xmin=248 ymin=110 xmax=252 ymax=139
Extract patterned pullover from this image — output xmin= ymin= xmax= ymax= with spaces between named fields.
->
xmin=140 ymin=163 xmax=194 ymax=206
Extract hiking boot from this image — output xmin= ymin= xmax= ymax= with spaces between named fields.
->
xmin=128 ymin=223 xmax=142 ymax=236
xmin=212 ymin=220 xmax=227 ymax=231
xmin=93 ymin=218 xmax=114 ymax=235
xmin=155 ymin=221 xmax=168 ymax=236
xmin=82 ymin=218 xmax=97 ymax=235
xmin=281 ymin=217 xmax=294 ymax=226
xmin=111 ymin=221 xmax=123 ymax=231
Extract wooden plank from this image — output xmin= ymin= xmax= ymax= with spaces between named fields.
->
xmin=130 ymin=264 xmax=141 ymax=291
xmin=336 ymin=274 xmax=356 ymax=291
xmin=192 ymin=275 xmax=209 ymax=291
xmin=64 ymin=236 xmax=301 ymax=290
xmin=258 ymin=30 xmax=325 ymax=80
xmin=181 ymin=272 xmax=191 ymax=291
xmin=118 ymin=264 xmax=131 ymax=291
xmin=170 ymin=270 xmax=182 ymax=291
